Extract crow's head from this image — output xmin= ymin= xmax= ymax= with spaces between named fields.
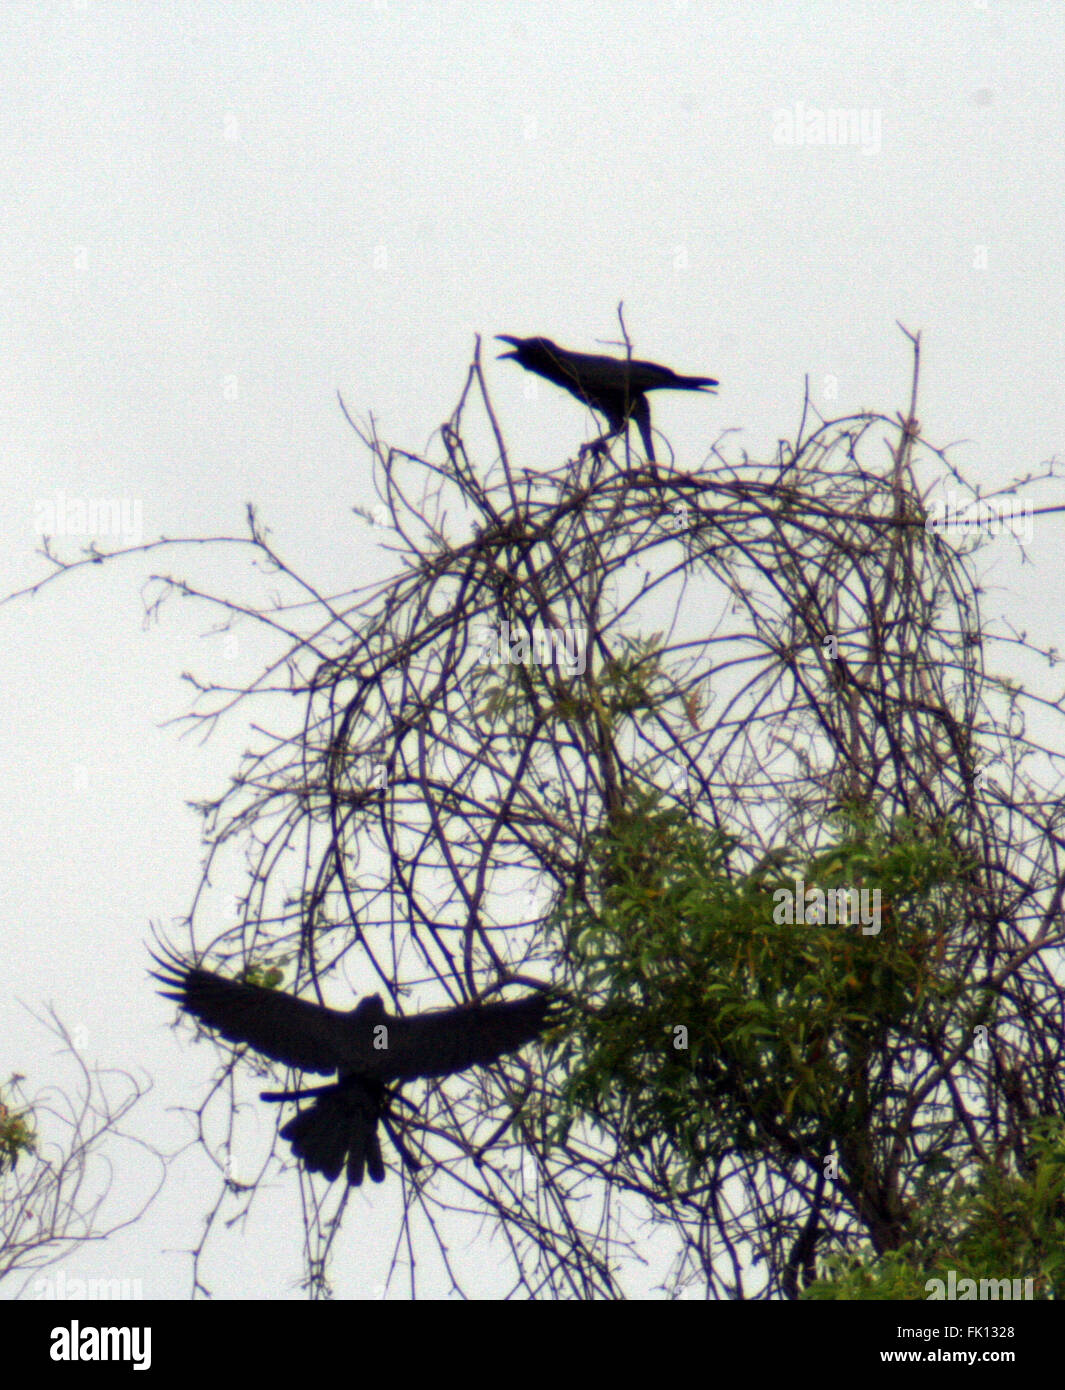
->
xmin=495 ymin=334 xmax=561 ymax=366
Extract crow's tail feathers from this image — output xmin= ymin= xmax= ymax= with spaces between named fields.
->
xmin=278 ymin=1077 xmax=386 ymax=1185
xmin=672 ymin=374 xmax=719 ymax=392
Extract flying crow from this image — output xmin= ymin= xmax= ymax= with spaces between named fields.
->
xmin=152 ymin=944 xmax=552 ymax=1186
xmin=496 ymin=335 xmax=718 ymax=461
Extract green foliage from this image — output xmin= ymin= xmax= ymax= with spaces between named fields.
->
xmin=802 ymin=1246 xmax=930 ymax=1300
xmin=804 ymin=1118 xmax=1065 ymax=1299
xmin=241 ymin=963 xmax=284 ymax=991
xmin=553 ymin=797 xmax=972 ymax=1182
xmin=477 ymin=632 xmax=671 ymax=729
xmin=0 ymin=1092 xmax=36 ymax=1173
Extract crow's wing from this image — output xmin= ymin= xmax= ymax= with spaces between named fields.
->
xmin=369 ymin=994 xmax=551 ymax=1082
xmin=626 ymin=358 xmax=718 ymax=394
xmin=151 ymin=945 xmax=366 ymax=1075
xmin=153 ymin=944 xmax=551 ymax=1082
xmin=525 ymin=345 xmax=604 ymax=404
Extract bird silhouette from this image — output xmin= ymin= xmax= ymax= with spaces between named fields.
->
xmin=152 ymin=943 xmax=552 ymax=1185
xmin=497 ymin=335 xmax=718 ymax=461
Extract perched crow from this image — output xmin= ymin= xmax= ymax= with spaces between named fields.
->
xmin=496 ymin=335 xmax=718 ymax=461
xmin=152 ymin=943 xmax=552 ymax=1186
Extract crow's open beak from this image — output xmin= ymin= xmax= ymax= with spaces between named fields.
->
xmin=495 ymin=334 xmax=520 ymax=360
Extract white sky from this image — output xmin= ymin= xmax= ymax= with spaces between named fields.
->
xmin=2 ymin=0 xmax=1063 ymax=1300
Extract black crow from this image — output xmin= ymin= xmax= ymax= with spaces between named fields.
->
xmin=152 ymin=944 xmax=551 ymax=1185
xmin=497 ymin=335 xmax=718 ymax=461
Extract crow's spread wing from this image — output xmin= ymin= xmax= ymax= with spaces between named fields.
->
xmin=151 ymin=943 xmax=360 ymax=1075
xmin=154 ymin=942 xmax=553 ymax=1184
xmin=153 ymin=943 xmax=551 ymax=1083
xmin=375 ymin=994 xmax=551 ymax=1082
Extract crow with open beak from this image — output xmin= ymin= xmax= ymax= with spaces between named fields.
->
xmin=496 ymin=334 xmax=718 ymax=461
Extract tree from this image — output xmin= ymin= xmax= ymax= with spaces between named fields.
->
xmin=13 ymin=318 xmax=1065 ymax=1298
xmin=0 ymin=1013 xmax=162 ymax=1297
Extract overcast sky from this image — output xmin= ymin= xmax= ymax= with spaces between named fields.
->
xmin=2 ymin=0 xmax=1063 ymax=1300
